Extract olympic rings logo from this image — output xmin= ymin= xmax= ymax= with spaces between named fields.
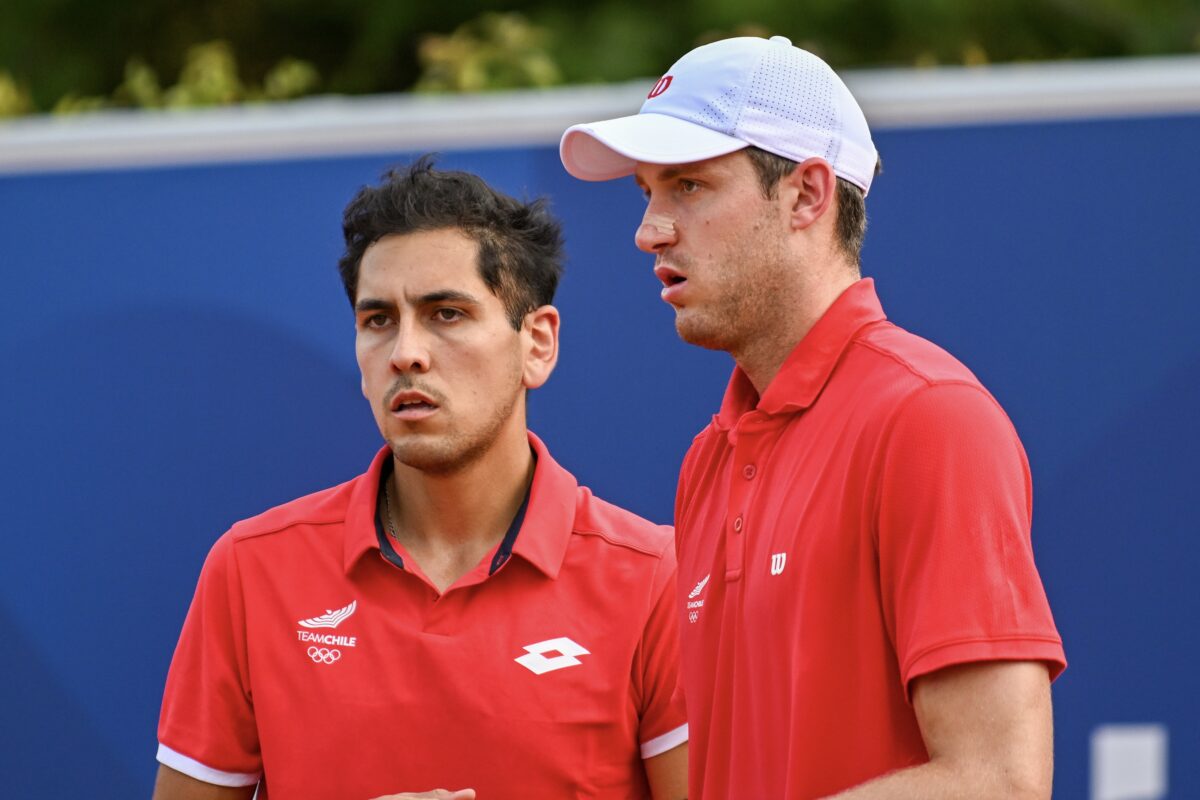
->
xmin=307 ymin=646 xmax=342 ymax=664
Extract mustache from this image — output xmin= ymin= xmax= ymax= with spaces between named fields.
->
xmin=383 ymin=375 xmax=446 ymax=407
xmin=655 ymin=252 xmax=689 ymax=270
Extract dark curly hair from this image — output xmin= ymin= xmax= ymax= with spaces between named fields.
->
xmin=339 ymin=155 xmax=564 ymax=330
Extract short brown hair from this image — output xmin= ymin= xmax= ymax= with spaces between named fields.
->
xmin=743 ymin=146 xmax=877 ymax=268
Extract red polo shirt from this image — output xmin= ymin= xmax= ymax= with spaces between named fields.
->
xmin=158 ymin=432 xmax=686 ymax=798
xmin=675 ymin=279 xmax=1065 ymax=799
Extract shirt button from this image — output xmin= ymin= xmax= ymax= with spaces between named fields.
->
xmin=733 ymin=515 xmax=743 ymax=533
xmin=742 ymin=464 xmax=756 ymax=479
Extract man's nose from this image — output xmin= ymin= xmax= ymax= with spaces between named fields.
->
xmin=388 ymin=320 xmax=430 ymax=373
xmin=635 ymin=209 xmax=678 ymax=254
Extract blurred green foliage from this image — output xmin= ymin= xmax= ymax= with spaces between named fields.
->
xmin=416 ymin=13 xmax=560 ymax=92
xmin=47 ymin=40 xmax=319 ymax=114
xmin=1 ymin=0 xmax=1198 ymax=116
xmin=0 ymin=71 xmax=33 ymax=117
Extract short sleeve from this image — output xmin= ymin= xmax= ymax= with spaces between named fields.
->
xmin=875 ymin=383 xmax=1066 ymax=694
xmin=157 ymin=532 xmax=262 ymax=786
xmin=632 ymin=539 xmax=689 ymax=758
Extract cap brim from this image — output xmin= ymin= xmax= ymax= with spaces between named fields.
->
xmin=560 ymin=113 xmax=749 ymax=181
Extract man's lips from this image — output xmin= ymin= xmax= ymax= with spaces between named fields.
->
xmin=654 ymin=263 xmax=688 ymax=304
xmin=388 ymin=389 xmax=440 ymax=419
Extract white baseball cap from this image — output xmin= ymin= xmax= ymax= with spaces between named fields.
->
xmin=560 ymin=36 xmax=878 ymax=195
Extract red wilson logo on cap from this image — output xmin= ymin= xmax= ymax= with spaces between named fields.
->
xmin=647 ymin=75 xmax=672 ymax=99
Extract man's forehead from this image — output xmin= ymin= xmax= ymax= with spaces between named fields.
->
xmin=358 ymin=231 xmax=488 ymax=295
xmin=633 ymin=151 xmax=750 ymax=182
xmin=363 ymin=228 xmax=476 ymax=259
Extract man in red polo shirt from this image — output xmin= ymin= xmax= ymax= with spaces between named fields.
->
xmin=153 ymin=159 xmax=688 ymax=800
xmin=561 ymin=36 xmax=1066 ymax=799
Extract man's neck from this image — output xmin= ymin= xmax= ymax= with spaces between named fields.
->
xmin=387 ymin=426 xmax=534 ymax=592
xmin=735 ymin=269 xmax=858 ymax=396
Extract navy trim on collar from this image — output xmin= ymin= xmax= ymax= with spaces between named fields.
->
xmin=489 ymin=483 xmax=530 ymax=575
xmin=373 ymin=452 xmax=535 ymax=576
xmin=375 ymin=458 xmax=406 ymax=570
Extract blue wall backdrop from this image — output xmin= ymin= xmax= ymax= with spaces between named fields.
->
xmin=1 ymin=111 xmax=1197 ymax=797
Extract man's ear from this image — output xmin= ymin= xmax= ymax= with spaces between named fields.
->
xmin=781 ymin=157 xmax=838 ymax=231
xmin=521 ymin=305 xmax=560 ymax=389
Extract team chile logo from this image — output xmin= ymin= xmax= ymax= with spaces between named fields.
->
xmin=296 ymin=600 xmax=359 ymax=665
xmin=686 ymin=574 xmax=709 ymax=624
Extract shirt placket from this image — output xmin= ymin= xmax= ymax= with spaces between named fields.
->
xmin=725 ymin=411 xmax=768 ymax=582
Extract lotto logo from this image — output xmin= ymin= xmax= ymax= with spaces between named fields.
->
xmin=515 ymin=637 xmax=590 ymax=675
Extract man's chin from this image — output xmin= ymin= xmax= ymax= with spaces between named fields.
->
xmin=390 ymin=440 xmax=454 ymax=474
xmin=675 ymin=315 xmax=732 ymax=353
xmin=388 ymin=436 xmax=487 ymax=477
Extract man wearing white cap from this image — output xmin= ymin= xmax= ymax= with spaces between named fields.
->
xmin=561 ymin=36 xmax=1065 ymax=799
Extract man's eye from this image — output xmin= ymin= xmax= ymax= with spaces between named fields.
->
xmin=434 ymin=308 xmax=463 ymax=322
xmin=679 ymin=179 xmax=700 ymax=194
xmin=363 ymin=313 xmax=391 ymax=328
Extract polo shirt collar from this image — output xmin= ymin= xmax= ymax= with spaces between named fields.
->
xmin=342 ymin=431 xmax=577 ymax=579
xmin=715 ymin=278 xmax=887 ymax=428
xmin=343 ymin=447 xmax=392 ymax=573
xmin=509 ymin=431 xmax=577 ymax=579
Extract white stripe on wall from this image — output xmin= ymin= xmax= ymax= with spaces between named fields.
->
xmin=1 ymin=55 xmax=1198 ymax=174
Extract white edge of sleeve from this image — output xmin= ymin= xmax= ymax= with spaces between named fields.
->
xmin=157 ymin=742 xmax=262 ymax=787
xmin=639 ymin=722 xmax=689 ymax=758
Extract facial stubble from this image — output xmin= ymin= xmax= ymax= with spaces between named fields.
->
xmin=384 ymin=354 xmax=526 ymax=476
xmin=672 ymin=213 xmax=794 ymax=360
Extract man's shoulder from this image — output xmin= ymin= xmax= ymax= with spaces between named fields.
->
xmin=849 ymin=320 xmax=985 ymax=390
xmin=571 ymin=486 xmax=674 ymax=562
xmin=225 ymin=472 xmax=362 ymax=544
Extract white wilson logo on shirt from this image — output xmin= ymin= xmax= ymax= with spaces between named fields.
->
xmin=514 ymin=637 xmax=590 ymax=675
xmin=770 ymin=553 xmax=787 ymax=576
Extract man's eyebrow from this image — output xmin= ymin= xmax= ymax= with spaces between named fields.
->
xmin=636 ymin=165 xmax=680 ymax=181
xmin=637 ymin=163 xmax=708 ymax=185
xmin=354 ymin=291 xmax=482 ymax=313
xmin=354 ymin=297 xmax=394 ymax=313
xmin=416 ymin=289 xmax=482 ymax=306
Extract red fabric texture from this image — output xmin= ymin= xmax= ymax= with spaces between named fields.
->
xmin=674 ymin=279 xmax=1065 ymax=799
xmin=159 ymin=433 xmax=685 ymax=799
